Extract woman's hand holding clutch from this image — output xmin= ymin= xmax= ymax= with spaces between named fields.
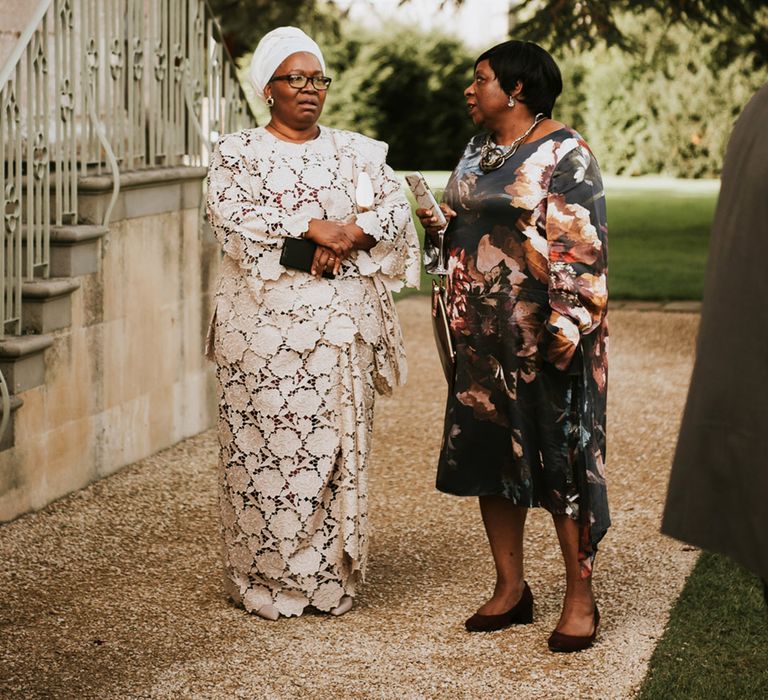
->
xmin=311 ymin=244 xmax=341 ymax=276
xmin=305 ymin=219 xmax=353 ymax=277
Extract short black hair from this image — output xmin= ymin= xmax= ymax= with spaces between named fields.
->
xmin=475 ymin=40 xmax=563 ymax=117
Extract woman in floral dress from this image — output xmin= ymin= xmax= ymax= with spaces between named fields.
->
xmin=206 ymin=27 xmax=419 ymax=620
xmin=419 ymin=40 xmax=608 ymax=652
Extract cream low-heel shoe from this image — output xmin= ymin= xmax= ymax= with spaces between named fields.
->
xmin=330 ymin=595 xmax=353 ymax=617
xmin=256 ymin=604 xmax=280 ymax=621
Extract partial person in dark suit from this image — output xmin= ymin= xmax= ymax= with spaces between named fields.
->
xmin=661 ymin=82 xmax=768 ymax=604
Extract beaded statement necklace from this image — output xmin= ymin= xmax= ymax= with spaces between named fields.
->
xmin=479 ymin=113 xmax=546 ymax=172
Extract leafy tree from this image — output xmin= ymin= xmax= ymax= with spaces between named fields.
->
xmin=515 ymin=1 xmax=765 ymax=58
xmin=418 ymin=0 xmax=768 ymax=67
xmin=205 ymin=0 xmax=344 ymax=58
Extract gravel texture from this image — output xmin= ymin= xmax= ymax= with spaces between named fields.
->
xmin=0 ymin=298 xmax=701 ymax=699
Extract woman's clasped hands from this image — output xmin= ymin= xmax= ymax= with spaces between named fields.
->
xmin=306 ymin=218 xmax=375 ymax=277
xmin=305 ymin=219 xmax=353 ymax=277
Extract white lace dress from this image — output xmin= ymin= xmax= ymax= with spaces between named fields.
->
xmin=205 ymin=126 xmax=420 ymax=616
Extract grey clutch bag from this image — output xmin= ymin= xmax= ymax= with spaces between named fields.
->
xmin=432 ymin=278 xmax=455 ymax=390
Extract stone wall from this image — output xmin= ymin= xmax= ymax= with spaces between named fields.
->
xmin=0 ymin=168 xmax=219 ymax=521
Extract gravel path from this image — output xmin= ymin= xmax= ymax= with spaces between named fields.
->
xmin=0 ymin=298 xmax=700 ymax=699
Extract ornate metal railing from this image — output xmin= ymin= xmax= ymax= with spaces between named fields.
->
xmin=0 ymin=0 xmax=255 ymax=336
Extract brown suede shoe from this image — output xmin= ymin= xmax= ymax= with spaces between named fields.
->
xmin=547 ymin=605 xmax=600 ymax=652
xmin=464 ymin=581 xmax=534 ymax=632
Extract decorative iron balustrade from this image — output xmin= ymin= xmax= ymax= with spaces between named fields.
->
xmin=0 ymin=0 xmax=256 ymax=336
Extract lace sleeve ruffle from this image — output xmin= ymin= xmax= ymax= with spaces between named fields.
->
xmin=342 ymin=139 xmax=420 ymax=292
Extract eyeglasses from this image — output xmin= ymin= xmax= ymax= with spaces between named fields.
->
xmin=269 ymin=74 xmax=333 ymax=90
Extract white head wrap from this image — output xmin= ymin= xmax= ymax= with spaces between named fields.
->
xmin=248 ymin=26 xmax=326 ymax=101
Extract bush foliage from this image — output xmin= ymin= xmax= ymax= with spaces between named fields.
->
xmin=553 ymin=14 xmax=767 ymax=176
xmin=321 ymin=27 xmax=477 ymax=170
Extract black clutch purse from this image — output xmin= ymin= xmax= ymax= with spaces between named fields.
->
xmin=432 ymin=278 xmax=455 ymax=391
xmin=280 ymin=237 xmax=335 ymax=279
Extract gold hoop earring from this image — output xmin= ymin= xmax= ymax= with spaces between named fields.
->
xmin=266 ymin=96 xmax=275 ymax=108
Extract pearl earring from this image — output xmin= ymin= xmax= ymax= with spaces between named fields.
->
xmin=266 ymin=96 xmax=275 ymax=107
xmin=508 ymin=95 xmax=515 ymax=108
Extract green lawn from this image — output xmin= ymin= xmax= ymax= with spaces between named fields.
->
xmin=606 ymin=177 xmax=718 ymax=299
xmin=638 ymin=553 xmax=768 ymax=699
xmin=397 ymin=173 xmax=719 ymax=301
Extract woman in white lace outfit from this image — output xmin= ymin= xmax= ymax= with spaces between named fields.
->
xmin=205 ymin=27 xmax=420 ymax=620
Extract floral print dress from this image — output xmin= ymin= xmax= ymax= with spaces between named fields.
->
xmin=425 ymin=128 xmax=610 ymax=573
xmin=206 ymin=126 xmax=420 ymax=616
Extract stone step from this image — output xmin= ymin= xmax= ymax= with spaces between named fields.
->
xmin=0 ymin=334 xmax=54 ymax=452
xmin=50 ymin=224 xmax=108 ymax=277
xmin=21 ymin=278 xmax=81 ymax=334
xmin=20 ymin=224 xmax=108 ymax=278
xmin=0 ymin=394 xmax=24 ymax=452
xmin=0 ymin=334 xmax=54 ymax=395
xmin=77 ymin=166 xmax=207 ymax=224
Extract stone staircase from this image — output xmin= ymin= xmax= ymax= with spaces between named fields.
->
xmin=0 ymin=166 xmax=221 ymax=522
xmin=0 ymin=225 xmax=107 ymax=452
xmin=0 ymin=0 xmax=255 ymax=521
